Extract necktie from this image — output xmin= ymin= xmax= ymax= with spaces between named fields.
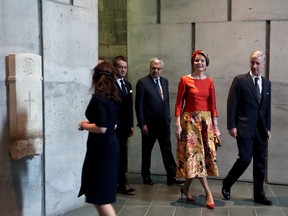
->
xmin=120 ymin=79 xmax=127 ymax=95
xmin=155 ymin=79 xmax=164 ymax=100
xmin=254 ymin=77 xmax=261 ymax=103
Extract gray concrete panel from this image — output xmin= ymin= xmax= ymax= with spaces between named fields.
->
xmin=73 ymin=0 xmax=97 ymax=9
xmin=43 ymin=2 xmax=98 ymax=83
xmin=268 ymin=21 xmax=288 ymax=184
xmin=127 ymin=23 xmax=191 ymax=174
xmin=195 ymin=21 xmax=266 ymax=181
xmin=162 ymin=0 xmax=228 ymax=23
xmin=42 ymin=1 xmax=97 ymax=215
xmin=0 ymin=1 xmax=42 ymax=216
xmin=127 ymin=0 xmax=158 ymax=24
xmin=232 ymin=0 xmax=288 ymax=21
xmin=0 ymin=0 xmax=40 ymax=81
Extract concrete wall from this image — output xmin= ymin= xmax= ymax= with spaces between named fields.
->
xmin=0 ymin=1 xmax=42 ymax=216
xmin=127 ymin=0 xmax=288 ymax=185
xmin=98 ymin=0 xmax=127 ymax=63
xmin=1 ymin=0 xmax=288 ymax=216
xmin=0 ymin=0 xmax=98 ymax=216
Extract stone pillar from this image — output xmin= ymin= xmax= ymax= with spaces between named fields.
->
xmin=6 ymin=53 xmax=43 ymax=160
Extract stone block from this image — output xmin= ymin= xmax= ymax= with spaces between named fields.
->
xmin=42 ymin=1 xmax=98 ymax=215
xmin=232 ymin=0 xmax=288 ymax=21
xmin=42 ymin=1 xmax=98 ymax=83
xmin=128 ymin=0 xmax=158 ymax=24
xmin=128 ymin=23 xmax=192 ymax=173
xmin=189 ymin=21 xmax=266 ymax=180
xmin=268 ymin=21 xmax=288 ymax=184
xmin=6 ymin=53 xmax=43 ymax=160
xmin=73 ymin=0 xmax=97 ymax=9
xmin=162 ymin=0 xmax=228 ymax=23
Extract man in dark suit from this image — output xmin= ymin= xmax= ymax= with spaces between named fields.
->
xmin=113 ymin=56 xmax=135 ymax=195
xmin=135 ymin=57 xmax=184 ymax=186
xmin=222 ymin=51 xmax=272 ymax=205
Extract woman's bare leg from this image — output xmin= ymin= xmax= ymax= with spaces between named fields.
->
xmin=181 ymin=178 xmax=194 ymax=200
xmin=95 ymin=204 xmax=116 ymax=216
xmin=199 ymin=177 xmax=214 ymax=204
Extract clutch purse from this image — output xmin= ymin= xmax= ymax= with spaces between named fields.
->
xmin=214 ymin=135 xmax=221 ymax=150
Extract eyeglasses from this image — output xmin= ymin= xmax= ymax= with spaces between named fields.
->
xmin=151 ymin=67 xmax=163 ymax=71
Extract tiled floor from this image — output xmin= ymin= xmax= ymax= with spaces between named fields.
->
xmin=62 ymin=173 xmax=288 ymax=216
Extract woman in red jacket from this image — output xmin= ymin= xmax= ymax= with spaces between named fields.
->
xmin=175 ymin=50 xmax=221 ymax=209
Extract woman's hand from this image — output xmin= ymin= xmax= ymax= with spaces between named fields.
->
xmin=175 ymin=125 xmax=182 ymax=140
xmin=214 ymin=126 xmax=221 ymax=139
xmin=78 ymin=120 xmax=89 ymax=131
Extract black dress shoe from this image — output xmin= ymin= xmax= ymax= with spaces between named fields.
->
xmin=167 ymin=177 xmax=185 ymax=185
xmin=222 ymin=187 xmax=231 ymax=200
xmin=143 ymin=177 xmax=153 ymax=185
xmin=254 ymin=197 xmax=273 ymax=205
xmin=117 ymin=184 xmax=135 ymax=195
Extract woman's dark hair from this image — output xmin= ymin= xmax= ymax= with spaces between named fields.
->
xmin=191 ymin=50 xmax=210 ymax=67
xmin=91 ymin=62 xmax=121 ymax=103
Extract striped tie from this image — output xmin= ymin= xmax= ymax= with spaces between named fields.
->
xmin=254 ymin=77 xmax=261 ymax=103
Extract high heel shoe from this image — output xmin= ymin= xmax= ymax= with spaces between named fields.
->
xmin=180 ymin=187 xmax=195 ymax=202
xmin=206 ymin=194 xmax=215 ymax=209
xmin=206 ymin=203 xmax=215 ymax=209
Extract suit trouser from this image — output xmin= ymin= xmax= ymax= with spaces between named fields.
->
xmin=141 ymin=123 xmax=176 ymax=179
xmin=116 ymin=127 xmax=129 ymax=187
xmin=224 ymin=129 xmax=267 ymax=198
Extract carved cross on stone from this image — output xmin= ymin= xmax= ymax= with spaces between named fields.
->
xmin=24 ymin=91 xmax=35 ymax=118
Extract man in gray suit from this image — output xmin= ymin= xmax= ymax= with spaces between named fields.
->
xmin=135 ymin=57 xmax=184 ymax=186
xmin=222 ymin=51 xmax=272 ymax=205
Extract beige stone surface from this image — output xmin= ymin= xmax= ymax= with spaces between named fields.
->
xmin=232 ymin=0 xmax=288 ymax=21
xmin=162 ymin=0 xmax=228 ymax=23
xmin=127 ymin=0 xmax=158 ymax=24
xmin=73 ymin=0 xmax=97 ymax=8
xmin=128 ymin=23 xmax=191 ymax=173
xmin=194 ymin=21 xmax=266 ymax=180
xmin=7 ymin=53 xmax=43 ymax=160
xmin=268 ymin=21 xmax=288 ymax=184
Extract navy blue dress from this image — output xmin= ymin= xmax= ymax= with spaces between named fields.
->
xmin=78 ymin=93 xmax=119 ymax=205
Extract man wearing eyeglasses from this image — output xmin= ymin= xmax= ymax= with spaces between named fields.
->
xmin=135 ymin=57 xmax=184 ymax=186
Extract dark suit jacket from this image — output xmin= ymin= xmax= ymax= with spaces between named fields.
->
xmin=116 ymin=79 xmax=134 ymax=130
xmin=227 ymin=72 xmax=271 ymax=139
xmin=135 ymin=74 xmax=171 ymax=129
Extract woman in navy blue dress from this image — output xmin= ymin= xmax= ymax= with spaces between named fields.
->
xmin=78 ymin=62 xmax=121 ymax=216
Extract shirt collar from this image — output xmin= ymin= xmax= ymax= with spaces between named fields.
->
xmin=249 ymin=71 xmax=262 ymax=81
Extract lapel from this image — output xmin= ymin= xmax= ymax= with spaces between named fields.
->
xmin=261 ymin=76 xmax=268 ymax=105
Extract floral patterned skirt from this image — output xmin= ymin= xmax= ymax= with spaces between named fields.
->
xmin=176 ymin=111 xmax=219 ymax=179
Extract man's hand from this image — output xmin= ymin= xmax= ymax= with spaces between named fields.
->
xmin=229 ymin=128 xmax=237 ymax=138
xmin=141 ymin=125 xmax=148 ymax=135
